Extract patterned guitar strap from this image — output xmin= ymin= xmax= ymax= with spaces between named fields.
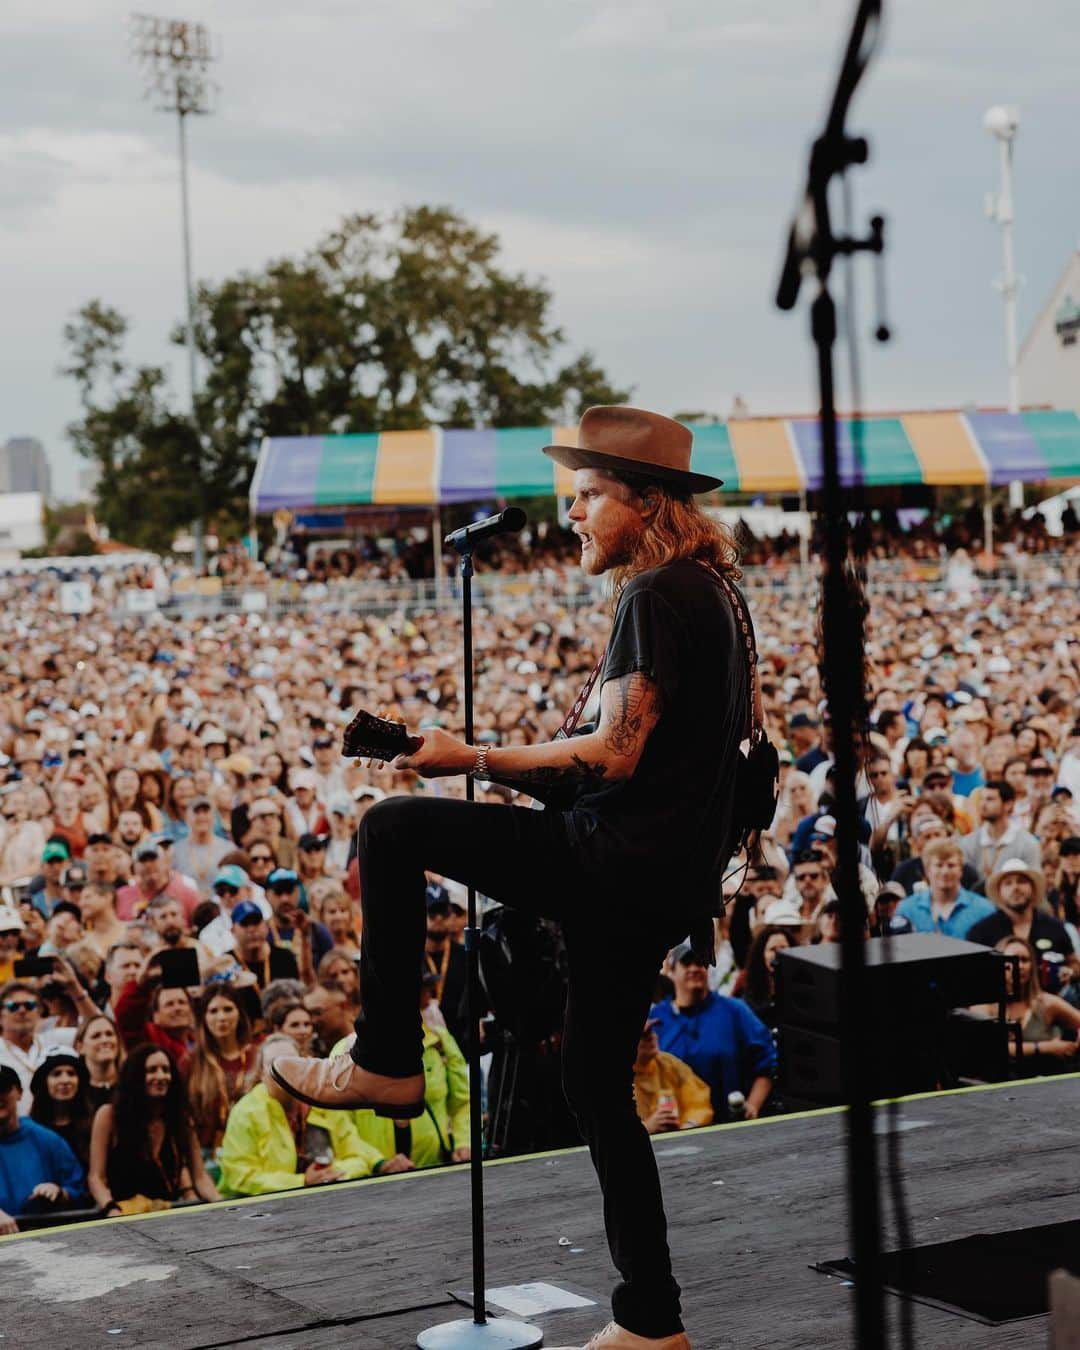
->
xmin=554 ymin=650 xmax=606 ymax=741
xmin=697 ymin=561 xmax=761 ymax=745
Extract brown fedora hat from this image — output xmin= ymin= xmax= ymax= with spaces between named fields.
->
xmin=543 ymin=406 xmax=722 ymax=494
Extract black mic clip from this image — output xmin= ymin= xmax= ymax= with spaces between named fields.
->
xmin=443 ymin=507 xmax=527 ymax=555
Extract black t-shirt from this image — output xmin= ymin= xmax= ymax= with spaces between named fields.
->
xmin=966 ymin=908 xmax=1074 ymax=960
xmin=571 ymin=559 xmax=747 ymax=888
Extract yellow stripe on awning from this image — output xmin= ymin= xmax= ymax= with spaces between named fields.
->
xmin=552 ymin=426 xmax=577 ymax=496
xmin=901 ymin=413 xmax=987 ymax=486
xmin=373 ymin=430 xmax=438 ymax=504
xmin=728 ymin=419 xmax=803 ymax=493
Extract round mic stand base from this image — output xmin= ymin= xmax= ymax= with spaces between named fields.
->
xmin=416 ymin=1316 xmax=544 ymax=1348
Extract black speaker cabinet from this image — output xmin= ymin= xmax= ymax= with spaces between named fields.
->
xmin=775 ymin=933 xmax=1005 ymax=1031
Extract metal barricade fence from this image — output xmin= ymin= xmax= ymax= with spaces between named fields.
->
xmin=150 ymin=557 xmax=1076 ymax=622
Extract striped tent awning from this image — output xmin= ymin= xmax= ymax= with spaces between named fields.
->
xmin=249 ymin=410 xmax=1080 ymax=513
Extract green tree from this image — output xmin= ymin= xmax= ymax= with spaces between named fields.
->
xmin=63 ymin=207 xmax=630 ymax=554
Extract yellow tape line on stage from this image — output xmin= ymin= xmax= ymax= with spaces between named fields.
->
xmin=3 ymin=1069 xmax=1075 ymax=1245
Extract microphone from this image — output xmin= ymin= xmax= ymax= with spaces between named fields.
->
xmin=444 ymin=507 xmax=527 ymax=553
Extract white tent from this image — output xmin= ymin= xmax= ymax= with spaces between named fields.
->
xmin=1026 ymin=485 xmax=1080 ymax=537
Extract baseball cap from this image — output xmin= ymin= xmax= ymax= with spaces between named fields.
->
xmin=312 ymin=734 xmax=335 ymax=750
xmin=298 ymin=833 xmax=326 ymax=852
xmin=885 ymin=914 xmax=915 ymax=935
xmin=42 ymin=841 xmax=71 ymax=864
xmin=874 ymin=881 xmax=906 ymax=905
xmin=190 ymin=795 xmax=213 ymax=811
xmin=231 ymin=900 xmax=264 ymax=926
xmin=758 ymin=898 xmax=809 ymax=927
xmin=248 ymin=798 xmax=279 ymax=819
xmin=789 ymin=713 xmax=819 ymax=730
xmin=0 ymin=1065 xmax=21 ymax=1095
xmin=352 ymin=785 xmax=385 ymax=803
xmin=267 ymin=868 xmax=299 ymax=890
xmin=811 ymin=814 xmax=837 ymax=840
xmin=668 ymin=941 xmax=707 ymax=967
xmin=328 ymin=794 xmax=353 ymax=817
xmin=134 ymin=843 xmax=160 ymax=862
xmin=62 ymin=863 xmax=88 ymax=889
xmin=0 ymin=908 xmax=25 ymax=933
xmin=924 ymin=766 xmax=952 ymax=783
xmin=290 ymin=769 xmax=318 ymax=792
xmin=213 ymin=865 xmax=248 ymax=891
xmin=86 ymin=832 xmax=114 ymax=848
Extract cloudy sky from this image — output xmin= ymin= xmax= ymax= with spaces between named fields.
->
xmin=2 ymin=0 xmax=1078 ymax=498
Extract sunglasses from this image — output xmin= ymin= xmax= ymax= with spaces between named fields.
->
xmin=249 ymin=855 xmax=274 ymax=865
xmin=215 ymin=885 xmax=239 ymax=897
xmin=3 ymin=999 xmax=38 ymax=1013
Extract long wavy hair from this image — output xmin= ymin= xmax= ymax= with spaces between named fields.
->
xmin=604 ymin=470 xmax=741 ymax=606
xmin=29 ymin=1055 xmax=95 ymax=1168
xmin=185 ymin=985 xmax=254 ymax=1146
xmin=112 ymin=1044 xmax=192 ymax=1193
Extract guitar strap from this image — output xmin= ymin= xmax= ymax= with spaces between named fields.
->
xmin=554 ymin=650 xmax=606 ymax=741
xmin=696 ymin=560 xmax=761 ymax=746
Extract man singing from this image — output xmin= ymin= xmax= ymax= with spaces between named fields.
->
xmin=272 ymin=406 xmax=748 ymax=1350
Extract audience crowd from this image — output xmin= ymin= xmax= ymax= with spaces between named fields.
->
xmin=0 ymin=522 xmax=1078 ymax=1231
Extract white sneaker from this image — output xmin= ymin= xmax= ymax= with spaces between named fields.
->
xmin=548 ymin=1322 xmax=691 ymax=1349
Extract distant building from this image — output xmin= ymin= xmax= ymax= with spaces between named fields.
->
xmin=1017 ymin=249 xmax=1080 ymax=411
xmin=1 ymin=438 xmax=52 ymax=502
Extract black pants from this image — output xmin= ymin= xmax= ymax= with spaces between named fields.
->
xmin=352 ymin=793 xmax=688 ymax=1338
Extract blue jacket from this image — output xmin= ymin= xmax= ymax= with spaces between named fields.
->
xmin=0 ymin=1118 xmax=85 ymax=1216
xmin=895 ymin=888 xmax=996 ymax=940
xmin=649 ymin=992 xmax=777 ymax=1119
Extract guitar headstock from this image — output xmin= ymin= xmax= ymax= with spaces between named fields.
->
xmin=342 ymin=708 xmax=418 ymax=763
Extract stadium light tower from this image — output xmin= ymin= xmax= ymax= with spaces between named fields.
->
xmin=984 ymin=104 xmax=1025 ymax=510
xmin=131 ymin=14 xmax=217 ymax=571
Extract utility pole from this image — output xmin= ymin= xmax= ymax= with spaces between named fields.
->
xmin=984 ymin=104 xmax=1024 ymax=511
xmin=131 ymin=13 xmax=217 ymax=572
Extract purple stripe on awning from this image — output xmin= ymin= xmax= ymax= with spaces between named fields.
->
xmin=256 ymin=436 xmax=324 ymax=512
xmin=440 ymin=429 xmax=497 ymax=504
xmin=964 ymin=413 xmax=1049 ymax=485
xmin=787 ymin=419 xmax=867 ymax=491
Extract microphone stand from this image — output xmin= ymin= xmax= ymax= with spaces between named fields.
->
xmin=776 ymin=2 xmax=890 ymax=1347
xmin=418 ymin=540 xmax=541 ymax=1350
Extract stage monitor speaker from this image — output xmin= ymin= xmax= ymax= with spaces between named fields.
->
xmin=778 ymin=1009 xmax=1015 ymax=1105
xmin=775 ymin=932 xmax=1005 ymax=1032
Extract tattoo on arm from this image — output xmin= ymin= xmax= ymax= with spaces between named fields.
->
xmin=497 ymin=755 xmax=609 ymax=799
xmin=600 ymin=672 xmax=662 ymax=760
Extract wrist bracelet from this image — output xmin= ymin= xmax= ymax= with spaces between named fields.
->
xmin=472 ymin=744 xmax=490 ymax=779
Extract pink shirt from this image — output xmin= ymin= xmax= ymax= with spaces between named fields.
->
xmin=115 ymin=872 xmax=201 ymax=924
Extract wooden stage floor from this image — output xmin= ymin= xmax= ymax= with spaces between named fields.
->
xmin=4 ymin=1073 xmax=1078 ymax=1349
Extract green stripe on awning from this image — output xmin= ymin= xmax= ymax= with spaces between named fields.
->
xmin=1023 ymin=411 xmax=1080 ymax=479
xmin=494 ymin=427 xmax=553 ymax=497
xmin=686 ymin=423 xmax=738 ymax=488
xmin=852 ymin=418 xmax=924 ymax=485
xmin=315 ymin=434 xmax=380 ymax=505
